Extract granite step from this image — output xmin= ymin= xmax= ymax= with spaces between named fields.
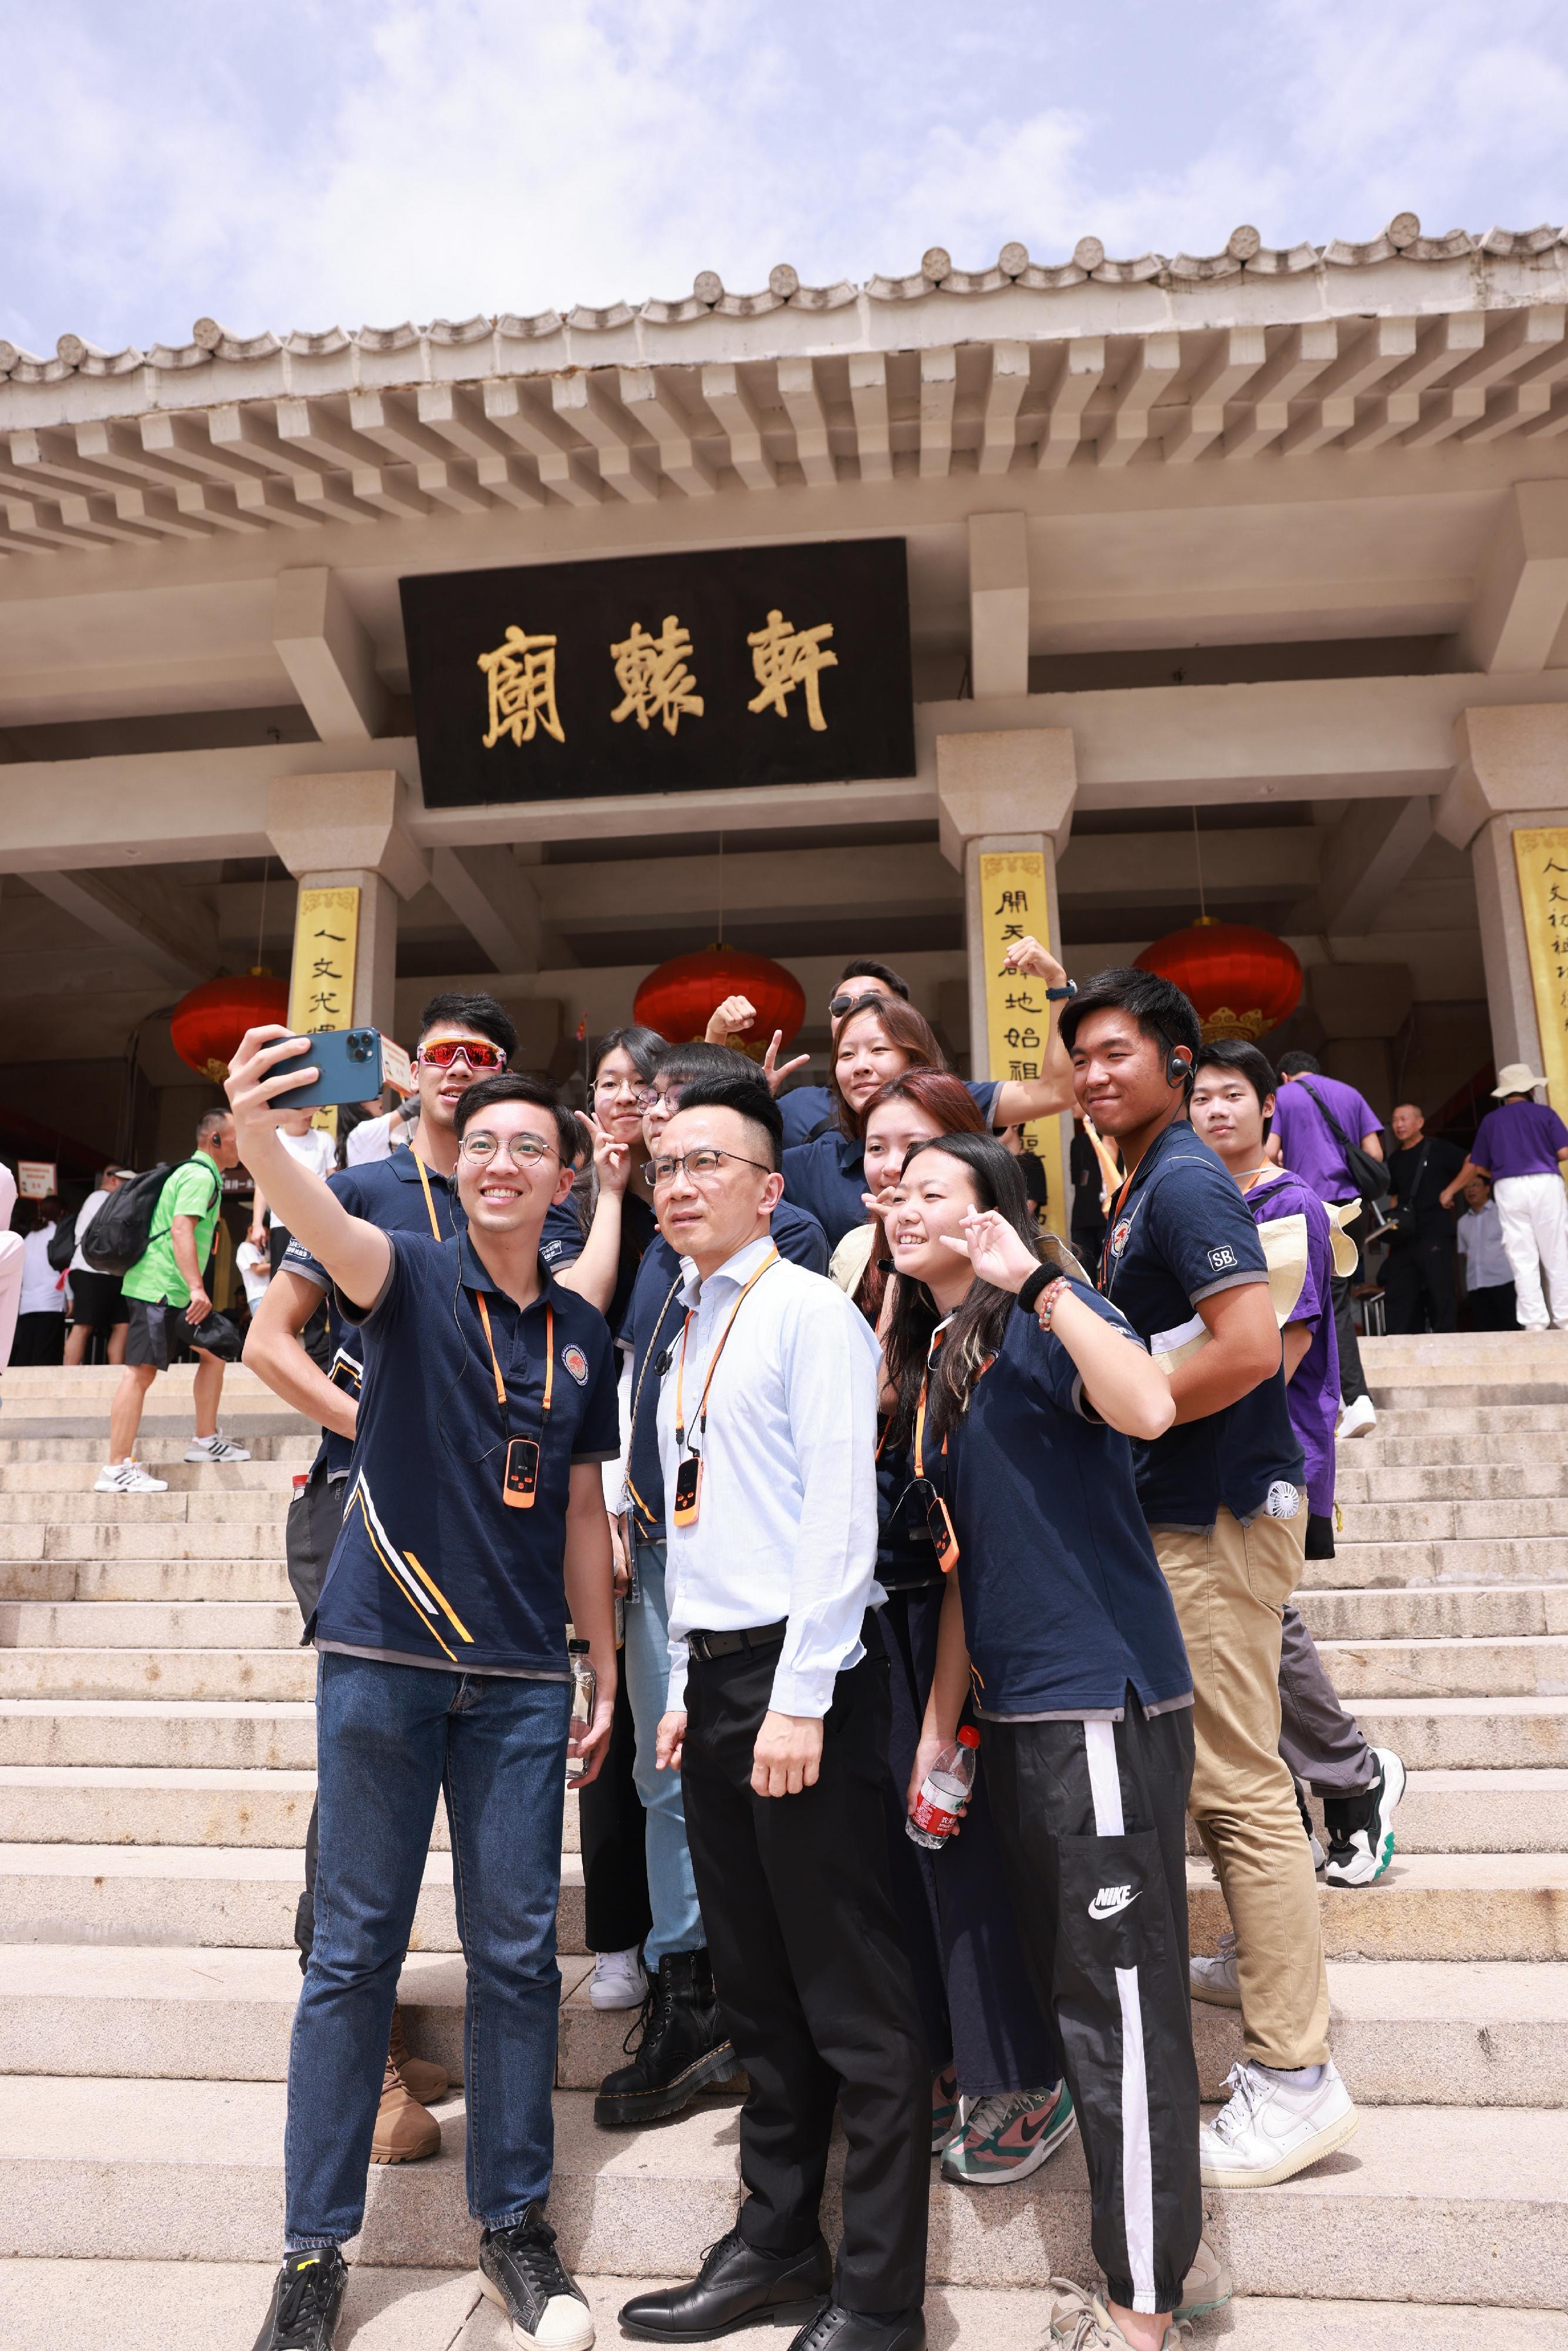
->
xmin=0 ymin=1559 xmax=294 ymax=1605
xmin=1354 ymin=1696 xmax=1568 ymax=1770
xmin=1296 ymin=1538 xmax=1568 ymax=1589
xmin=0 ymin=1649 xmax=317 ymax=1701
xmin=1297 ymin=1585 xmax=1568 ymax=1641
xmin=0 ymin=1600 xmax=300 ymax=1650
xmin=5 ymin=1944 xmax=1559 ymax=2113
xmin=2 ymin=2078 xmax=1566 ymax=2305
xmin=0 ymin=1432 xmax=316 ymax=1463
xmin=1 ymin=1489 xmax=289 ymax=1523
xmin=0 ymin=1700 xmax=317 ymax=1771
xmin=1336 ymin=1461 xmax=1568 ymax=1502
xmin=0 ymin=1522 xmax=287 ymax=1561
xmin=1336 ymin=1496 xmax=1565 ymax=1542
xmin=2 ymin=2270 xmax=1564 ymax=2351
xmin=0 ymin=1461 xmax=299 ymax=1492
xmin=1345 ymin=1430 xmax=1568 ymax=1469
xmin=1318 ymin=1635 xmax=1568 ymax=1700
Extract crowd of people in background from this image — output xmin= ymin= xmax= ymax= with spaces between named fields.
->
xmin=1 ymin=966 xmax=1566 ymax=2351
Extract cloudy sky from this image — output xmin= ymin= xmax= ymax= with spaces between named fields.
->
xmin=4 ymin=0 xmax=1564 ymax=355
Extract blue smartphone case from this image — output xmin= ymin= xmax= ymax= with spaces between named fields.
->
xmin=270 ymin=1028 xmax=386 ymax=1108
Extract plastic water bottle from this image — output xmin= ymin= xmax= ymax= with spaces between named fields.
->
xmin=906 ymin=1726 xmax=980 ymax=1849
xmin=566 ymin=1639 xmax=595 ymax=1782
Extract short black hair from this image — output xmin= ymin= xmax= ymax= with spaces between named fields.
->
xmin=418 ymin=991 xmax=518 ymax=1061
xmin=652 ymin=1040 xmax=754 ymax=1090
xmin=196 ymin=1107 xmax=232 ymax=1145
xmin=663 ymin=1072 xmax=785 ymax=1170
xmin=1058 ymin=966 xmax=1202 ymax=1077
xmin=1194 ymin=1040 xmax=1279 ymax=1138
xmin=594 ymin=1024 xmax=665 ymax=1082
xmin=839 ymin=956 xmax=910 ymax=1000
xmin=1276 ymin=1050 xmax=1321 ymax=1078
xmin=453 ymin=1072 xmax=578 ymax=1165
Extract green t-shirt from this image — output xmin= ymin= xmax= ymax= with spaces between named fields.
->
xmin=121 ymin=1155 xmax=226 ymax=1308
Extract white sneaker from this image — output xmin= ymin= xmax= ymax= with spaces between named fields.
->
xmin=93 ymin=1462 xmax=169 ymax=1493
xmin=1200 ymin=2058 xmax=1358 ymax=2187
xmin=1046 ymin=2279 xmax=1184 ymax=2347
xmin=184 ymin=1432 xmax=252 ymax=1463
xmin=1324 ymin=1747 xmax=1406 ymax=1887
xmin=588 ymin=1947 xmax=646 ymax=2011
xmin=1336 ymin=1393 xmax=1378 ymax=1440
xmin=1176 ymin=2235 xmax=1232 ymax=2319
xmin=1189 ymin=1931 xmax=1241 ymax=2009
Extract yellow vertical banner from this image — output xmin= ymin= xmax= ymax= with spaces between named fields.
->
xmin=977 ymin=849 xmax=1068 ymax=1238
xmin=288 ymin=886 xmax=361 ymax=1034
xmin=1513 ymin=827 xmax=1568 ymax=1130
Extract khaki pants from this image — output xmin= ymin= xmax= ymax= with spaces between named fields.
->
xmin=1155 ymin=1509 xmax=1329 ymax=2070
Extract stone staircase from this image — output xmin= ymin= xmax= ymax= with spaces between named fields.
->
xmin=2 ymin=1347 xmax=1568 ymax=2349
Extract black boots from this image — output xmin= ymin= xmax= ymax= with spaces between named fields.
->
xmin=595 ymin=1947 xmax=736 ymax=2128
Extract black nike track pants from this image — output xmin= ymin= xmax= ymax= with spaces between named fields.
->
xmin=980 ymin=1700 xmax=1201 ymax=2317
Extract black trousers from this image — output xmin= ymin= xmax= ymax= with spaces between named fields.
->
xmin=287 ymin=1461 xmax=347 ymax=1969
xmin=880 ymin=1586 xmax=1060 ymax=2096
xmin=981 ymin=1702 xmax=1201 ymax=2318
xmin=1382 ymin=1227 xmax=1457 ymax=1334
xmin=9 ymin=1311 xmax=66 ymax=1365
xmin=681 ymin=1633 xmax=929 ymax=2317
xmin=579 ymin=1661 xmax=652 ymax=1954
xmin=1468 ymin=1280 xmax=1518 ymax=1331
xmin=1325 ymin=1201 xmax=1371 ymax=1401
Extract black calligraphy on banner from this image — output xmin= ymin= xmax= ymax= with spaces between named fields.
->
xmin=400 ymin=539 xmax=915 ymax=808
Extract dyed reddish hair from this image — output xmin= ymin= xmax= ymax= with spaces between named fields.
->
xmin=830 ymin=996 xmax=953 ymax=1137
xmin=850 ymin=1069 xmax=987 ymax=1324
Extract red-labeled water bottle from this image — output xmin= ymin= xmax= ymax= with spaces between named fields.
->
xmin=906 ymin=1726 xmax=980 ymax=1850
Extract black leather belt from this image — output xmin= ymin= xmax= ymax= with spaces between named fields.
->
xmin=686 ymin=1620 xmax=787 ymax=1662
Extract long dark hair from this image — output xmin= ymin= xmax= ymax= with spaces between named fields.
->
xmin=853 ymin=1070 xmax=987 ymax=1326
xmin=830 ymin=996 xmax=951 ymax=1137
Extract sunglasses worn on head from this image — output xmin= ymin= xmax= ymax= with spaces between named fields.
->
xmin=418 ymin=1040 xmax=508 ymax=1071
xmin=829 ymin=989 xmax=886 ymax=1020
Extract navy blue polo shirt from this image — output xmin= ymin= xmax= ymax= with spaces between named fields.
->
xmin=314 ymin=1228 xmax=619 ymax=1675
xmin=782 ymin=1081 xmax=1003 ymax=1248
xmin=779 ymin=1084 xmax=833 ymax=1149
xmin=942 ymin=1289 xmax=1191 ymax=1717
xmin=876 ymin=1433 xmax=942 ymax=1590
xmin=619 ymin=1203 xmax=829 ymax=1544
xmin=281 ymin=1151 xmax=463 ymax=1481
xmin=539 ymin=1186 xmax=658 ymax=1339
xmin=1099 ymin=1118 xmax=1304 ymax=1530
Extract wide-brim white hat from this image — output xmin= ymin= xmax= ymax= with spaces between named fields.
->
xmin=1493 ymin=1062 xmax=1546 ymax=1097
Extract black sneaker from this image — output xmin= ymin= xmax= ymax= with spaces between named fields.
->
xmin=595 ymin=1948 xmax=736 ymax=2128
xmin=251 ymin=2248 xmax=347 ymax=2350
xmin=479 ymin=2204 xmax=595 ymax=2349
xmin=1324 ymin=1746 xmax=1406 ymax=1887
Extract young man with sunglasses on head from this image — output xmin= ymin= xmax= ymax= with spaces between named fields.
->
xmin=244 ymin=993 xmax=522 ymax=2161
xmin=706 ymin=959 xmax=912 ymax=1148
xmin=228 ymin=1029 xmax=619 ymax=2351
xmin=1061 ymin=972 xmax=1355 ymax=2192
xmin=620 ymin=1072 xmax=927 ymax=2351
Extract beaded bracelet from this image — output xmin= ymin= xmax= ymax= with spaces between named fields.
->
xmin=1034 ymin=1277 xmax=1070 ymax=1332
xmin=1014 ymin=1268 xmax=1070 ymax=1329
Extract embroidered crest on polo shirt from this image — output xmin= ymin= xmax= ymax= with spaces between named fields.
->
xmin=1206 ymin=1244 xmax=1238 ymax=1272
xmin=562 ymin=1344 xmax=589 ymax=1386
xmin=1111 ymin=1218 xmax=1132 ymax=1256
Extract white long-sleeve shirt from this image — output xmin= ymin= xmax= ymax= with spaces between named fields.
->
xmin=657 ymin=1231 xmax=880 ymax=1719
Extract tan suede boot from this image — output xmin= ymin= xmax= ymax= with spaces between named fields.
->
xmin=388 ymin=2001 xmax=449 ymax=2106
xmin=370 ymin=2052 xmax=441 ymax=2163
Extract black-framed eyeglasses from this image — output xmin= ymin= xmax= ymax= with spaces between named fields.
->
xmin=644 ymin=1147 xmax=773 ymax=1189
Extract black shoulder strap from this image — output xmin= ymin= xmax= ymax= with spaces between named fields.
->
xmin=1298 ymin=1082 xmax=1355 ymax=1157
xmin=804 ymin=1114 xmax=835 ymax=1143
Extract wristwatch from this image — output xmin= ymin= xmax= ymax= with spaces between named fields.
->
xmin=1045 ymin=981 xmax=1077 ymax=1002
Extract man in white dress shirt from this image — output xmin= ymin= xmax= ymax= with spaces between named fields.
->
xmin=620 ymin=1074 xmax=927 ymax=2351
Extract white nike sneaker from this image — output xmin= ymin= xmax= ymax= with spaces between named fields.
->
xmin=184 ymin=1432 xmax=252 ymax=1463
xmin=1200 ymin=2058 xmax=1358 ymax=2187
xmin=93 ymin=1462 xmax=169 ymax=1494
xmin=1189 ymin=1930 xmax=1241 ymax=2008
xmin=588 ymin=1947 xmax=646 ymax=2010
xmin=1336 ymin=1393 xmax=1378 ymax=1440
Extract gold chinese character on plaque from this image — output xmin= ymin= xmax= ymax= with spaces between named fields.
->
xmin=746 ymin=608 xmax=837 ymax=732
xmin=478 ymin=626 xmax=565 ymax=748
xmin=609 ymin=614 xmax=705 ymax=736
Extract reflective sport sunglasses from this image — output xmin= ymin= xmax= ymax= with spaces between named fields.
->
xmin=417 ymin=1039 xmax=508 ymax=1071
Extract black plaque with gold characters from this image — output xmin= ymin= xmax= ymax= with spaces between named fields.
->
xmin=400 ymin=538 xmax=915 ymax=807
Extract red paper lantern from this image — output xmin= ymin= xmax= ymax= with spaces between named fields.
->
xmin=1135 ymin=917 xmax=1302 ymax=1043
xmin=634 ymin=946 xmax=806 ymax=1057
xmin=170 ymin=971 xmax=291 ymax=1083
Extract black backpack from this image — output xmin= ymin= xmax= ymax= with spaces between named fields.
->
xmin=46 ymin=1212 xmax=78 ymax=1273
xmin=82 ymin=1160 xmax=220 ymax=1277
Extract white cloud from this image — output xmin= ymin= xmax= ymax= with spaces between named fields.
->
xmin=1 ymin=0 xmax=1563 ymax=351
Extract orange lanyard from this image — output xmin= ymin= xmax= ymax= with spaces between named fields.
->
xmin=411 ymin=1151 xmax=446 ymax=1242
xmin=624 ymin=1274 xmax=685 ymax=1525
xmin=474 ymin=1291 xmax=554 ymax=1438
xmin=675 ymin=1247 xmax=779 ymax=1455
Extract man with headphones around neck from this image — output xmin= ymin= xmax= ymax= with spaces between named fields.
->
xmin=1060 ymin=970 xmax=1353 ymax=2199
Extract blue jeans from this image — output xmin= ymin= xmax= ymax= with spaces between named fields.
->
xmin=285 ymin=1652 xmax=569 ymax=2248
xmin=625 ymin=1542 xmax=703 ymax=1967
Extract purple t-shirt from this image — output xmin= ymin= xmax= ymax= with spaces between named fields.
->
xmin=1470 ymin=1100 xmax=1568 ymax=1181
xmin=1271 ymin=1076 xmax=1381 ymax=1204
xmin=1246 ymin=1169 xmax=1340 ymax=1518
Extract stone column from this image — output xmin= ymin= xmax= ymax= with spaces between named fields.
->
xmin=1435 ymin=705 xmax=1568 ymax=1084
xmin=265 ymin=771 xmax=429 ymax=1036
xmin=936 ymin=727 xmax=1077 ymax=1234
